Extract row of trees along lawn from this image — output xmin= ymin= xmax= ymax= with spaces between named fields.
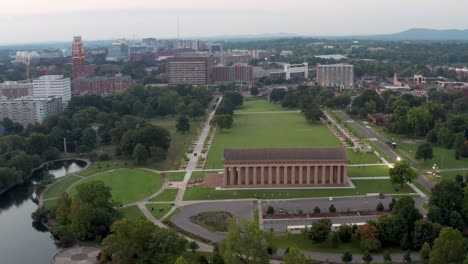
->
xmin=269 ymin=85 xmax=351 ymax=122
xmin=210 ymin=92 xmax=244 ymax=129
xmin=350 ymin=89 xmax=468 ymax=160
xmin=0 ymin=84 xmax=213 ymax=191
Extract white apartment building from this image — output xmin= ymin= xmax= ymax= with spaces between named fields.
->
xmin=0 ymin=96 xmax=63 ymax=126
xmin=316 ymin=64 xmax=354 ymax=88
xmin=33 ymin=75 xmax=71 ymax=106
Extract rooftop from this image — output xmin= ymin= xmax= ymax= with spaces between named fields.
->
xmin=224 ymin=147 xmax=348 ymax=162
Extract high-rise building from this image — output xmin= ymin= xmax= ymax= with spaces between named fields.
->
xmin=106 ymin=39 xmax=130 ymax=61
xmin=33 ymin=75 xmax=71 ymax=106
xmin=72 ymin=36 xmax=85 ymax=79
xmin=212 ymin=64 xmax=253 ymax=85
xmin=0 ymin=96 xmax=62 ymax=126
xmin=316 ymin=64 xmax=354 ymax=88
xmin=0 ymin=81 xmax=33 ymax=99
xmin=167 ymin=56 xmax=213 ymax=85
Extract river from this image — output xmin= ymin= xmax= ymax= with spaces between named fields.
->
xmin=0 ymin=160 xmax=87 ymax=264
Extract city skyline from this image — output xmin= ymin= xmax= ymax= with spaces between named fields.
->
xmin=1 ymin=0 xmax=468 ymax=44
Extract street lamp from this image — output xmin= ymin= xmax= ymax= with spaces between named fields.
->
xmin=396 ymin=157 xmax=401 ymax=162
xmin=432 ymin=164 xmax=439 ymax=178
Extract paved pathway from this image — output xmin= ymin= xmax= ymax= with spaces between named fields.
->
xmin=235 ymin=110 xmax=300 ymax=114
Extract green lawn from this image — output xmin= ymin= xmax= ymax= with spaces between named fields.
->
xmin=119 ymin=205 xmax=145 ymax=222
xmin=150 ymin=189 xmax=179 ymax=202
xmin=78 ymin=160 xmax=133 ymax=177
xmin=151 ymin=116 xmax=204 ymax=170
xmin=183 ymin=179 xmax=413 ymax=200
xmin=146 ymin=203 xmax=173 ymax=219
xmin=205 ymin=103 xmax=342 ymax=169
xmin=346 ymin=149 xmax=382 ymax=164
xmin=70 ymin=169 xmax=163 ymax=205
xmin=348 ymin=166 xmax=389 ymax=177
xmin=371 ymin=125 xmax=468 ymax=169
xmin=164 ymin=172 xmax=187 ymax=181
xmin=272 ymin=234 xmax=405 ymax=254
xmin=44 ymin=175 xmax=81 ymax=199
xmin=235 ymin=100 xmax=289 ymax=112
xmin=43 ymin=198 xmax=58 ymax=210
xmin=191 ymin=171 xmax=211 ymax=180
xmin=438 ymin=170 xmax=468 ymax=181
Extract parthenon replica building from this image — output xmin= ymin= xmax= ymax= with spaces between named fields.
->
xmin=222 ymin=147 xmax=349 ymax=188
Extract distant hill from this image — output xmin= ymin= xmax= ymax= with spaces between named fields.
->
xmin=349 ymin=28 xmax=468 ymax=41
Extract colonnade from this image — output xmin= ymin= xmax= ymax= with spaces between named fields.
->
xmin=223 ymin=164 xmax=347 ymax=186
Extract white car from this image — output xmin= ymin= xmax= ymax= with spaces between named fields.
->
xmin=329 ymin=197 xmax=334 ymax=202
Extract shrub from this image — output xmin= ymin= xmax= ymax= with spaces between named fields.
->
xmin=329 ymin=204 xmax=336 ymax=213
xmin=97 ymin=152 xmax=110 ymax=161
xmin=313 ymin=206 xmax=321 ymax=214
xmin=266 ymin=206 xmax=274 ymax=215
xmin=360 ymin=238 xmax=381 ymax=252
xmin=377 ymin=202 xmax=384 ymax=211
xmin=356 ymin=224 xmax=379 ymax=240
xmin=337 ymin=225 xmax=353 ymax=242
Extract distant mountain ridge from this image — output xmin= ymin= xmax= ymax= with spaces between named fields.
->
xmin=339 ymin=28 xmax=468 ymax=41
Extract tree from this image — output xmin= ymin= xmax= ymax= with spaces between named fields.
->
xmin=189 ymin=240 xmax=199 ymax=253
xmin=219 ymin=221 xmax=271 ymax=264
xmin=266 ymin=206 xmax=274 ymax=215
xmin=304 ymin=105 xmax=323 ymax=122
xmin=308 ymin=219 xmax=332 ymax=243
xmin=250 ymin=87 xmax=259 ymax=96
xmin=211 ymin=115 xmax=233 ymax=129
xmin=430 ymin=228 xmax=465 ymax=264
xmin=407 ymin=106 xmax=431 ymax=136
xmin=341 ymin=251 xmax=353 ymax=263
xmin=270 ymin=88 xmax=287 ymax=102
xmin=313 ymin=206 xmax=321 ymax=214
xmin=377 ymin=202 xmax=385 ymax=211
xmin=224 ymin=92 xmax=244 ymax=108
xmin=413 ymin=219 xmax=441 ymax=249
xmin=283 ymin=247 xmax=307 ymax=264
xmin=383 ymin=251 xmax=392 ymax=263
xmin=26 ymin=132 xmax=49 ymax=155
xmin=389 ymin=160 xmax=417 ymax=187
xmin=428 ymin=180 xmax=464 ymax=228
xmin=329 ymin=232 xmax=341 ymax=248
xmin=211 ymin=244 xmax=225 ymax=264
xmin=403 ymin=250 xmax=412 ymax=263
xmin=329 ymin=204 xmax=336 ymax=213
xmin=176 ymin=116 xmax=190 ymax=133
xmin=415 ymin=142 xmax=433 ymax=161
xmin=356 ymin=224 xmax=379 ymax=240
xmin=392 ymin=197 xmax=422 ymax=248
xmin=377 ymin=215 xmax=405 ymax=245
xmin=437 ymin=127 xmax=454 ymax=149
xmin=337 ymin=225 xmax=353 ymax=242
xmin=132 ymin=143 xmax=149 ymax=165
xmin=55 ymin=192 xmax=72 ymax=225
xmin=81 ymin=128 xmax=97 ymax=149
xmin=187 ymin=101 xmax=205 ymax=119
xmin=362 ymin=251 xmax=373 ymax=263
xmin=420 ymin=242 xmax=431 ymax=261
xmin=147 ymin=226 xmax=188 ymax=263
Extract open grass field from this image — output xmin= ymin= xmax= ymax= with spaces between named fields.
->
xmin=150 ymin=189 xmax=179 ymax=202
xmin=272 ymin=234 xmax=405 ymax=254
xmin=191 ymin=171 xmax=211 ymax=180
xmin=78 ymin=160 xmax=133 ymax=177
xmin=70 ymin=169 xmax=163 ymax=205
xmin=348 ymin=166 xmax=389 ymax=177
xmin=44 ymin=175 xmax=81 ymax=199
xmin=346 ymin=149 xmax=382 ymax=164
xmin=119 ymin=205 xmax=145 ymax=222
xmin=235 ymin=100 xmax=289 ymax=113
xmin=164 ymin=172 xmax=186 ymax=181
xmin=438 ymin=170 xmax=468 ymax=181
xmin=371 ymin=124 xmax=468 ymax=170
xmin=151 ymin=116 xmax=205 ymax=170
xmin=205 ymin=101 xmax=342 ymax=169
xmin=183 ymin=179 xmax=414 ymax=200
xmin=43 ymin=198 xmax=58 ymax=210
xmin=146 ymin=203 xmax=173 ymax=219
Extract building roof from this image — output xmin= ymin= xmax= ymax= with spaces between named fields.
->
xmin=224 ymin=147 xmax=348 ymax=162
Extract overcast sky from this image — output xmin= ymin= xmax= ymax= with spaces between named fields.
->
xmin=1 ymin=0 xmax=467 ymax=44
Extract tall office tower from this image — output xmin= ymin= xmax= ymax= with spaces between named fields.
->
xmin=316 ymin=64 xmax=354 ymax=88
xmin=167 ymin=56 xmax=213 ymax=85
xmin=106 ymin=39 xmax=130 ymax=61
xmin=72 ymin=36 xmax=85 ymax=79
xmin=33 ymin=75 xmax=72 ymax=106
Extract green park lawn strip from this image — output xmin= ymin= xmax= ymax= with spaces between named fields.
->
xmin=205 ymin=105 xmax=342 ymax=169
xmin=70 ymin=169 xmax=163 ymax=205
xmin=151 ymin=116 xmax=205 ymax=170
xmin=346 ymin=150 xmax=382 ymax=165
xmin=235 ymin=100 xmax=290 ymax=113
xmin=438 ymin=170 xmax=468 ymax=181
xmin=412 ymin=180 xmax=431 ymax=197
xmin=44 ymin=175 xmax=81 ymax=199
xmin=119 ymin=205 xmax=145 ymax=222
xmin=183 ymin=179 xmax=413 ymax=200
xmin=348 ymin=166 xmax=389 ymax=177
xmin=191 ymin=171 xmax=210 ymax=180
xmin=146 ymin=203 xmax=173 ymax=220
xmin=43 ymin=198 xmax=58 ymax=210
xmin=150 ymin=189 xmax=179 ymax=202
xmin=164 ymin=172 xmax=186 ymax=181
xmin=78 ymin=160 xmax=133 ymax=177
xmin=371 ymin=125 xmax=468 ymax=169
xmin=272 ymin=234 xmax=405 ymax=254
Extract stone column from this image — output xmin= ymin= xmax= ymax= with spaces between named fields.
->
xmin=322 ymin=165 xmax=326 ymax=184
xmin=337 ymin=165 xmax=341 ymax=184
xmin=306 ymin=166 xmax=311 ymax=184
xmin=261 ymin=166 xmax=265 ymax=185
xmin=268 ymin=166 xmax=273 ymax=184
xmin=253 ymin=166 xmax=257 ymax=185
xmin=224 ymin=167 xmax=228 ymax=185
xmin=230 ymin=167 xmax=236 ymax=185
xmin=314 ymin=166 xmax=319 ymax=184
xmin=329 ymin=165 xmax=334 ymax=184
xmin=277 ymin=166 xmax=281 ymax=185
xmin=343 ymin=165 xmax=348 ymax=184
xmin=299 ymin=166 xmax=303 ymax=185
